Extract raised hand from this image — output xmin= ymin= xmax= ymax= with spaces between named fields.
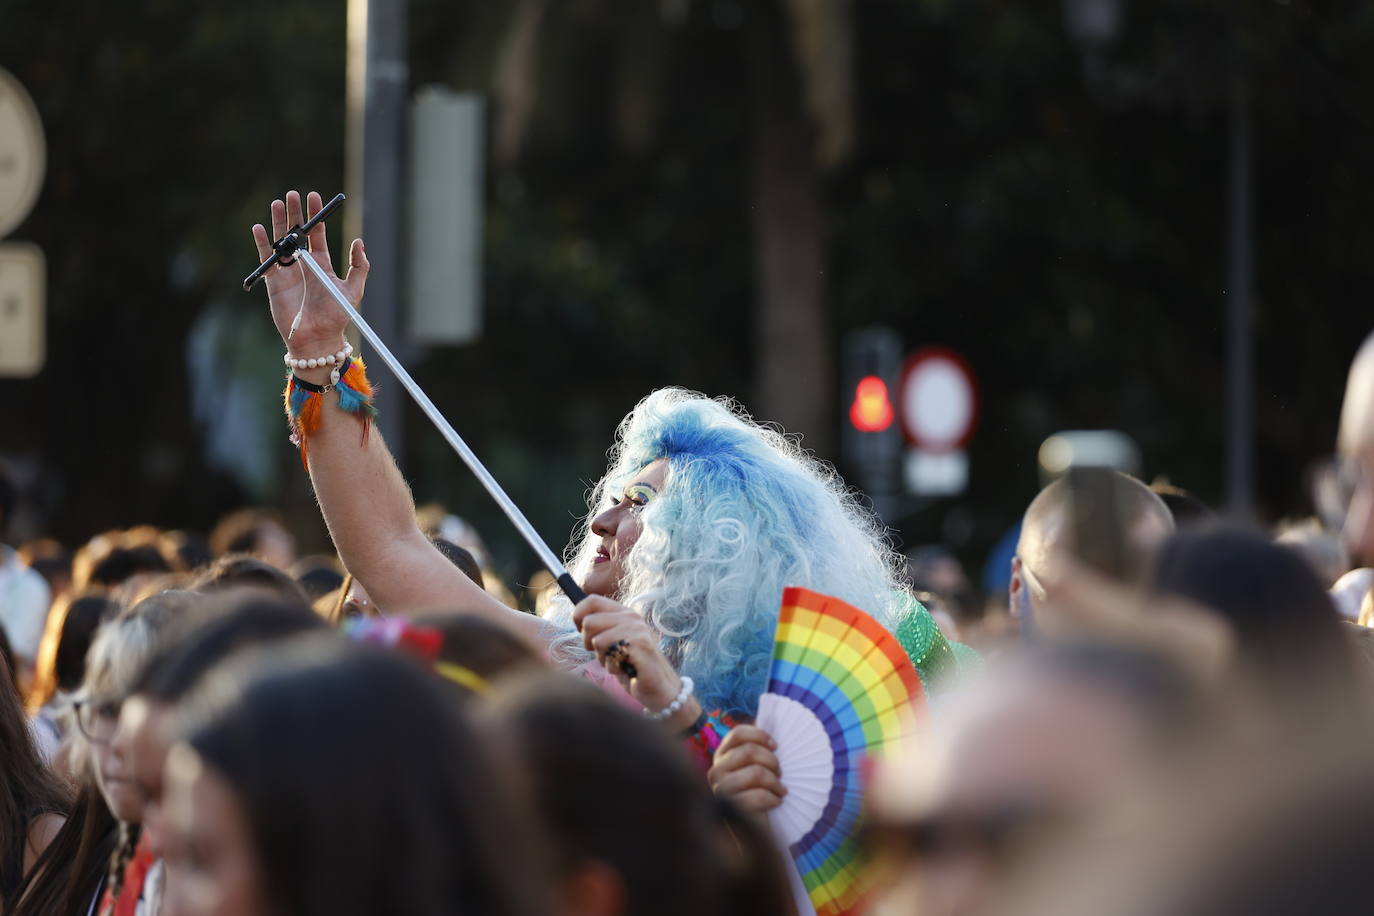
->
xmin=251 ymin=190 xmax=369 ymax=359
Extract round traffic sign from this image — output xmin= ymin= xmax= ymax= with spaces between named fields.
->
xmin=0 ymin=68 xmax=45 ymax=239
xmin=898 ymin=347 xmax=979 ymax=452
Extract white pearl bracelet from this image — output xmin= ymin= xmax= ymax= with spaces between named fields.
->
xmin=285 ymin=342 xmax=353 ymax=372
xmin=645 ymin=675 xmax=694 ymax=721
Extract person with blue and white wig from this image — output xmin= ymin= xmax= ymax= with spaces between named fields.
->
xmin=249 ymin=191 xmax=963 ymax=809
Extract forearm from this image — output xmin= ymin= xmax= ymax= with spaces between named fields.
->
xmin=295 ymin=373 xmax=493 ymax=617
xmin=304 ymin=388 xmax=421 ymax=582
xmin=254 ymin=193 xmax=538 ymax=631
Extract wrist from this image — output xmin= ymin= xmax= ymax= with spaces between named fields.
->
xmin=285 ymin=340 xmax=352 ymax=366
xmin=665 ymin=696 xmax=703 ymax=734
xmin=644 ymin=675 xmax=695 ymax=724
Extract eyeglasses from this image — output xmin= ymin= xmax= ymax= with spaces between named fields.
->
xmin=72 ymin=697 xmax=122 ymax=745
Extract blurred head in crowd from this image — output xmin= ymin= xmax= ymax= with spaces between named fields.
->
xmin=549 ymin=388 xmax=910 ymax=717
xmin=19 ymin=537 xmax=72 ymax=599
xmin=192 ymin=554 xmax=310 ymax=607
xmin=1011 ymin=473 xmax=1174 ymax=636
xmin=163 ymin=636 xmax=547 ymax=916
xmin=866 ymin=646 xmax=1188 ymax=916
xmin=409 ymin=612 xmax=545 ymax=686
xmin=1337 ymin=331 xmax=1374 ymax=562
xmin=335 ymin=537 xmax=481 ymax=620
xmin=27 ymin=592 xmax=116 ymax=711
xmin=906 ymin=546 xmax=975 ymax=624
xmin=998 ymin=716 xmax=1374 ymax=916
xmin=431 ymin=537 xmax=484 ymax=588
xmin=906 ymin=545 xmax=970 ymax=597
xmin=1275 ymin=518 xmax=1349 ymax=588
xmin=487 ymin=673 xmax=793 ymax=916
xmin=208 ymin=508 xmax=296 ymax=570
xmin=75 ymin=591 xmax=206 ymax=824
xmin=72 ymin=529 xmax=174 ymax=594
xmin=17 ymin=591 xmax=208 ymax=915
xmin=158 ymin=530 xmax=213 ymax=574
xmin=1149 ymin=481 xmax=1213 ymax=526
xmin=1152 ymin=526 xmax=1353 ymax=708
xmin=114 ymin=597 xmax=324 ymax=860
xmin=288 ymin=555 xmax=344 ymax=602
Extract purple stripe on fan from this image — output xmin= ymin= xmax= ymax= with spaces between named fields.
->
xmin=773 ymin=681 xmax=867 ymax=867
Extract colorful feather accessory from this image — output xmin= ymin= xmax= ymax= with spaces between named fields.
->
xmin=283 ymin=356 xmax=377 ymax=469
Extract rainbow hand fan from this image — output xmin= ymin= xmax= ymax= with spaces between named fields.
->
xmin=754 ymin=587 xmax=925 ymax=916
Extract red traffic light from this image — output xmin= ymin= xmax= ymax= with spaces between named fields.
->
xmin=849 ymin=376 xmax=894 ymax=432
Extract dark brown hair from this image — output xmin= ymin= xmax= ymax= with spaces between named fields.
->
xmin=181 ymin=636 xmax=550 ymax=916
xmin=0 ymin=652 xmax=69 ymax=908
xmin=488 ymin=674 xmax=797 ymax=916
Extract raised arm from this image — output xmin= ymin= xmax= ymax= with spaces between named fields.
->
xmin=253 ymin=191 xmax=544 ymax=641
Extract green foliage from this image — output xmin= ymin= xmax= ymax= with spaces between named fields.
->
xmin=3 ymin=0 xmax=1372 ymax=582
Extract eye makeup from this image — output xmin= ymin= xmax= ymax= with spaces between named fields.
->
xmin=625 ymin=482 xmax=658 ymax=510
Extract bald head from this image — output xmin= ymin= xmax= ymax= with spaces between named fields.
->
xmin=1338 ymin=332 xmax=1374 ymax=564
xmin=1339 ymin=332 xmax=1374 ymax=458
xmin=1017 ymin=473 xmax=1175 ymax=577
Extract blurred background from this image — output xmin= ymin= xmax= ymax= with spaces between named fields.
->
xmin=0 ymin=0 xmax=1369 ymax=597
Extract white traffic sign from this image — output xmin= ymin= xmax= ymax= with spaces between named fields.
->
xmin=0 ymin=242 xmax=44 ymax=377
xmin=905 ymin=448 xmax=969 ymax=496
xmin=0 ymin=68 xmax=45 ymax=239
xmin=898 ymin=347 xmax=979 ymax=452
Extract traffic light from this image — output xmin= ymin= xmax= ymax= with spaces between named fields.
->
xmin=841 ymin=327 xmax=902 ymax=521
xmin=849 ymin=376 xmax=895 ymax=432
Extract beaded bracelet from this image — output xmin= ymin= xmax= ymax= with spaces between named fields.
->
xmin=283 ymin=355 xmax=377 ymax=469
xmin=645 ymin=675 xmax=694 ymax=721
xmin=285 ymin=341 xmax=353 ymax=372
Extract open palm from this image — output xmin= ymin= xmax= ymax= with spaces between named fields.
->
xmin=251 ymin=190 xmax=369 ymax=356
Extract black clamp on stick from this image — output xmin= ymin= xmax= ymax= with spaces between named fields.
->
xmin=242 ymin=193 xmax=347 ymax=291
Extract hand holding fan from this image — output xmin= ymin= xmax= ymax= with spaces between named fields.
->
xmin=753 ymin=587 xmax=926 ymax=916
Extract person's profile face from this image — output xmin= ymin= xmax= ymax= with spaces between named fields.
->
xmin=162 ymin=745 xmax=268 ymax=916
xmin=582 ymin=458 xmax=668 ymax=598
xmin=120 ymin=697 xmax=175 ymax=856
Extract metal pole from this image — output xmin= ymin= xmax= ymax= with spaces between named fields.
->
xmin=346 ymin=0 xmax=408 ymax=468
xmin=1225 ymin=66 xmax=1254 ymax=517
xmin=291 ymin=250 xmax=588 ymax=605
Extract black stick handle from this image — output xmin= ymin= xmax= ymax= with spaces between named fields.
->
xmin=560 ymin=573 xmax=638 ymax=678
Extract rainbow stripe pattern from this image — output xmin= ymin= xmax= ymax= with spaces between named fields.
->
xmin=758 ymin=587 xmax=925 ymax=916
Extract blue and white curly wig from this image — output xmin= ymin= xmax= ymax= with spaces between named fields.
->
xmin=547 ymin=388 xmax=907 ymax=718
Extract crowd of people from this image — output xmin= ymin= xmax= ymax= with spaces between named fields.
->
xmin=1 ymin=190 xmax=1372 ymax=915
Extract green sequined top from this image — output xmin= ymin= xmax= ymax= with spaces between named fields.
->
xmin=891 ymin=592 xmax=981 ymax=692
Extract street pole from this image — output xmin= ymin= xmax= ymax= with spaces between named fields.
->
xmin=346 ymin=0 xmax=408 ymax=468
xmin=1225 ymin=66 xmax=1254 ymax=518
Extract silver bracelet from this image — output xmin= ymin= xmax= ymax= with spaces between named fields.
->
xmin=645 ymin=675 xmax=694 ymax=721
